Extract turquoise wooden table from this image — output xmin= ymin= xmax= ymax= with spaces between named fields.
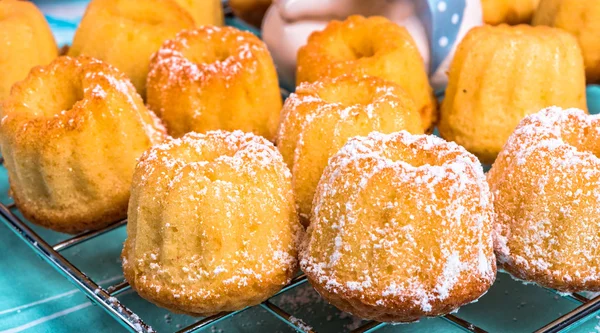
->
xmin=2 ymin=2 xmax=600 ymax=332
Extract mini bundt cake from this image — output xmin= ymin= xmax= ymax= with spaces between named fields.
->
xmin=300 ymin=131 xmax=496 ymax=322
xmin=276 ymin=75 xmax=424 ymax=223
xmin=296 ymin=15 xmax=437 ymax=131
xmin=0 ymin=0 xmax=57 ymax=100
xmin=122 ymin=130 xmax=302 ymax=316
xmin=534 ymin=0 xmax=600 ymax=83
xmin=439 ymin=24 xmax=587 ymax=164
xmin=481 ymin=0 xmax=541 ymax=25
xmin=488 ymin=107 xmax=600 ymax=292
xmin=69 ymin=0 xmax=195 ymax=97
xmin=0 ymin=56 xmax=166 ymax=234
xmin=172 ymin=0 xmax=224 ymax=26
xmin=147 ymin=26 xmax=282 ymax=140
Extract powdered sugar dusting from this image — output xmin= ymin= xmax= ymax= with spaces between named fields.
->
xmin=147 ymin=26 xmax=266 ymax=108
xmin=300 ymin=131 xmax=495 ymax=319
xmin=488 ymin=106 xmax=600 ymax=291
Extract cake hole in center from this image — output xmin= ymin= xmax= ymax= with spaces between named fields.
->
xmin=38 ymin=75 xmax=84 ymax=118
xmin=350 ymin=41 xmax=375 ymax=59
xmin=183 ymin=44 xmax=232 ymax=67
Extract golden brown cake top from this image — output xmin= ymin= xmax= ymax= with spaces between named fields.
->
xmin=137 ymin=130 xmax=293 ymax=182
xmin=0 ymin=0 xmax=48 ymax=23
xmin=81 ymin=0 xmax=194 ymax=27
xmin=481 ymin=0 xmax=540 ymax=25
xmin=1 ymin=56 xmax=164 ymax=145
xmin=495 ymin=107 xmax=600 ymax=166
xmin=464 ymin=22 xmax=581 ymax=40
xmin=0 ymin=0 xmax=58 ymax=100
xmin=148 ymin=26 xmax=270 ymax=89
xmin=298 ymin=15 xmax=419 ymax=66
xmin=171 ymin=0 xmax=224 ymax=26
xmin=278 ymin=75 xmax=422 ymax=155
xmin=296 ymin=15 xmax=424 ymax=83
xmin=284 ymin=75 xmax=417 ymax=114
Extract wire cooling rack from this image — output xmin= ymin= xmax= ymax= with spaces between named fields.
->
xmin=3 ymin=4 xmax=600 ymax=333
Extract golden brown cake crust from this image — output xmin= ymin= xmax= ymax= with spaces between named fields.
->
xmin=172 ymin=0 xmax=224 ymax=26
xmin=301 ymin=131 xmax=496 ymax=322
xmin=122 ymin=131 xmax=302 ymax=316
xmin=488 ymin=107 xmax=600 ymax=292
xmin=481 ymin=0 xmax=540 ymax=25
xmin=439 ymin=24 xmax=587 ymax=164
xmin=0 ymin=56 xmax=166 ymax=234
xmin=533 ymin=0 xmax=600 ymax=84
xmin=68 ymin=0 xmax=195 ymax=97
xmin=0 ymin=0 xmax=58 ymax=100
xmin=147 ymin=26 xmax=282 ymax=140
xmin=296 ymin=15 xmax=437 ymax=132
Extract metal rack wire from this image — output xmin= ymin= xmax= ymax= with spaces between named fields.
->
xmin=2 ymin=155 xmax=600 ymax=333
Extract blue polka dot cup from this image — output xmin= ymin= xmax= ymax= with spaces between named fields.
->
xmin=422 ymin=0 xmax=482 ymax=91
